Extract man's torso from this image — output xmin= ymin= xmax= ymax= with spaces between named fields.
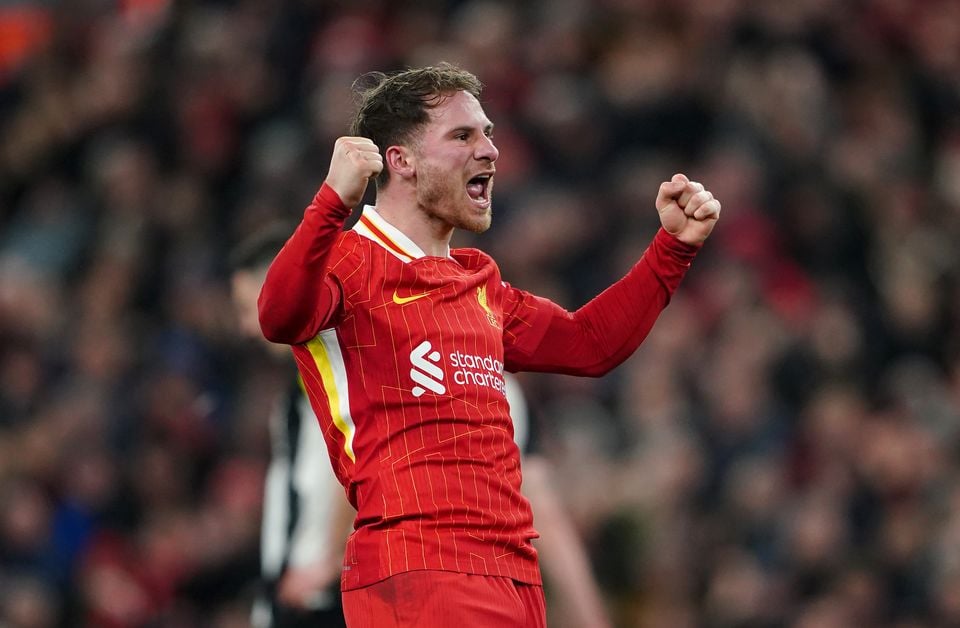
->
xmin=291 ymin=211 xmax=541 ymax=589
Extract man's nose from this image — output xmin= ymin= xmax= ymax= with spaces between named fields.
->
xmin=476 ymin=135 xmax=499 ymax=162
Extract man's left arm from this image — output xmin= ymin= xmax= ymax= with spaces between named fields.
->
xmin=503 ymin=174 xmax=719 ymax=376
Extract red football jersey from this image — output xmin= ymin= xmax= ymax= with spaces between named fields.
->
xmin=259 ymin=184 xmax=699 ymax=590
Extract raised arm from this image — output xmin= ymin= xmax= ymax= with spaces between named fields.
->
xmin=258 ymin=137 xmax=383 ymax=344
xmin=504 ymin=174 xmax=720 ymax=376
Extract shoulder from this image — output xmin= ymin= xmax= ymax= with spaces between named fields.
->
xmin=451 ymin=247 xmax=498 ymax=273
xmin=337 ymin=227 xmax=406 ymax=261
xmin=326 ymin=230 xmax=373 ymax=287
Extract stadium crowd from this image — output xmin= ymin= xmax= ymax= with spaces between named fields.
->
xmin=1 ymin=0 xmax=959 ymax=626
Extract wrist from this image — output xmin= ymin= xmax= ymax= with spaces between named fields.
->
xmin=656 ymin=227 xmax=702 ymax=254
xmin=315 ymin=182 xmax=352 ymax=218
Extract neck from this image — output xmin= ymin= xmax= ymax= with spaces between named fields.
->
xmin=374 ymin=188 xmax=453 ymax=258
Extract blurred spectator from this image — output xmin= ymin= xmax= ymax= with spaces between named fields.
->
xmin=1 ymin=0 xmax=959 ymax=626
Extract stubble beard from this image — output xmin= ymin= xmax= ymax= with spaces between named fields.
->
xmin=417 ymin=163 xmax=492 ymax=234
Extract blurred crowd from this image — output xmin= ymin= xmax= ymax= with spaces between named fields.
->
xmin=1 ymin=0 xmax=959 ymax=626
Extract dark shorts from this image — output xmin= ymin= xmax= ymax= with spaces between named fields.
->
xmin=272 ymin=603 xmax=346 ymax=628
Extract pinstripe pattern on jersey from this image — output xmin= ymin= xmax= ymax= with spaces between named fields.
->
xmin=294 ymin=222 xmax=545 ymax=591
xmin=304 ymin=329 xmax=356 ymax=462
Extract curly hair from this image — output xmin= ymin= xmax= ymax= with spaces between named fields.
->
xmin=350 ymin=63 xmax=483 ymax=188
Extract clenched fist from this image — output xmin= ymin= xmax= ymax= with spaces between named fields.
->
xmin=325 ymin=137 xmax=384 ymax=208
xmin=655 ymin=173 xmax=721 ymax=246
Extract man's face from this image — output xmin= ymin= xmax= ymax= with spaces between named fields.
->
xmin=233 ymin=266 xmax=292 ymax=362
xmin=231 ymin=269 xmax=266 ymax=341
xmin=410 ymin=90 xmax=499 ymax=233
xmin=231 ymin=267 xmax=287 ymax=358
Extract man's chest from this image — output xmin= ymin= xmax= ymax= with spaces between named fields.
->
xmin=341 ymin=258 xmax=508 ymax=399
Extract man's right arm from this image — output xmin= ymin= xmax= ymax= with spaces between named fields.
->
xmin=259 ymin=137 xmax=382 ymax=345
xmin=258 ymin=183 xmax=351 ymax=345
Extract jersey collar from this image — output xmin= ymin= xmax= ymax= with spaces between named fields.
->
xmin=352 ymin=205 xmax=450 ymax=262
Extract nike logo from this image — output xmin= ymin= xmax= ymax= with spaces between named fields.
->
xmin=392 ymin=290 xmax=432 ymax=305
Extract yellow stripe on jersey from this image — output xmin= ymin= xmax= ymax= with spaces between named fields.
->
xmin=305 ymin=329 xmax=356 ymax=462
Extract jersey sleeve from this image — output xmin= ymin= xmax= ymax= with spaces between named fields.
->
xmin=258 ymin=183 xmax=352 ymax=345
xmin=502 ymin=228 xmax=699 ymax=376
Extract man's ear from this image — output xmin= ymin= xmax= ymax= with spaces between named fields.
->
xmin=385 ymin=145 xmax=415 ymax=180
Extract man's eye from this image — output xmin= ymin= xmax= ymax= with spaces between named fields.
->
xmin=455 ymin=133 xmax=468 ymax=141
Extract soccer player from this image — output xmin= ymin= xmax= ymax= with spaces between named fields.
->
xmin=258 ymin=63 xmax=720 ymax=627
xmin=505 ymin=374 xmax=613 ymax=628
xmin=230 ymin=225 xmax=353 ymax=628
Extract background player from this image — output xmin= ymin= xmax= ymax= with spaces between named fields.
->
xmin=505 ymin=374 xmax=612 ymax=628
xmin=230 ymin=225 xmax=354 ymax=628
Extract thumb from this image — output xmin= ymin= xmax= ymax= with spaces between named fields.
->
xmin=671 ymin=173 xmax=689 ymax=187
xmin=657 ymin=174 xmax=687 ymax=211
xmin=663 ymin=173 xmax=688 ymax=198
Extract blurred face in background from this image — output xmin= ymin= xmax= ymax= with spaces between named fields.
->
xmin=230 ymin=267 xmax=266 ymax=341
xmin=231 ymin=266 xmax=288 ymax=358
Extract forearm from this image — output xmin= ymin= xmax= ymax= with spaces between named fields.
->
xmin=287 ymin=492 xmax=353 ymax=570
xmin=327 ymin=492 xmax=356 ymax=568
xmin=524 ymin=457 xmax=611 ymax=628
xmin=287 ymin=412 xmax=353 ymax=569
xmin=515 ymin=229 xmax=698 ymax=376
xmin=258 ymin=183 xmax=350 ymax=344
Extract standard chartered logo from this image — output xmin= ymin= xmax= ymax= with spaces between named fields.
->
xmin=410 ymin=340 xmax=446 ymax=398
xmin=409 ymin=340 xmax=506 ymax=398
xmin=450 ymin=350 xmax=506 ymax=395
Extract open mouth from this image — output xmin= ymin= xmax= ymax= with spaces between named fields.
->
xmin=466 ymin=173 xmax=493 ymax=207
